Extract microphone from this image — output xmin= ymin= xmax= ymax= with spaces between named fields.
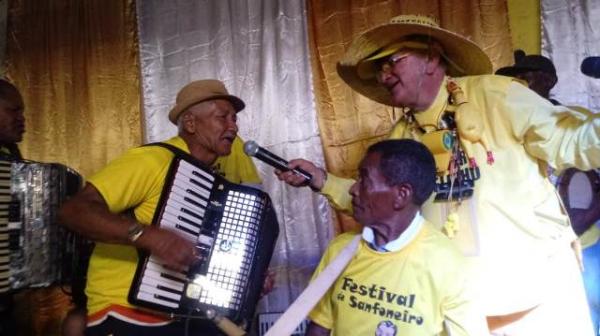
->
xmin=243 ymin=140 xmax=312 ymax=182
xmin=581 ymin=56 xmax=600 ymax=78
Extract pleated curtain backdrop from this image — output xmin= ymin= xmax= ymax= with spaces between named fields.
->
xmin=6 ymin=0 xmax=142 ymax=178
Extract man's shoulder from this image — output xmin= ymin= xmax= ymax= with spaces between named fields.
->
xmin=89 ymin=137 xmax=182 ymax=181
xmin=326 ymin=231 xmax=361 ymax=251
xmin=120 ymin=137 xmax=184 ymax=164
xmin=415 ymin=222 xmax=465 ymax=258
xmin=457 ymin=74 xmax=516 ymax=88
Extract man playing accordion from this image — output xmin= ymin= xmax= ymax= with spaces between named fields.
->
xmin=59 ymin=79 xmax=272 ymax=335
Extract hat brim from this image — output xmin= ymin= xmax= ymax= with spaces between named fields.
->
xmin=169 ymin=94 xmax=245 ymax=124
xmin=495 ymin=65 xmax=533 ymax=77
xmin=337 ymin=23 xmax=493 ymax=106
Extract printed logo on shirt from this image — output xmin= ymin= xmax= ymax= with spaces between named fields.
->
xmin=338 ymin=277 xmax=424 ymax=326
xmin=375 ymin=320 xmax=397 ymax=336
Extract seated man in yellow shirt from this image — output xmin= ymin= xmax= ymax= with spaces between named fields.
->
xmin=59 ymin=79 xmax=265 ymax=335
xmin=306 ymin=139 xmax=487 ymax=336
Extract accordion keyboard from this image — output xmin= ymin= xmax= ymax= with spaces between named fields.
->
xmin=133 ymin=159 xmax=214 ymax=309
xmin=0 ymin=161 xmax=10 ymax=293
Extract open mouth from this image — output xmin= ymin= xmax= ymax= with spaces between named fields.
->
xmin=222 ymin=134 xmax=236 ymax=144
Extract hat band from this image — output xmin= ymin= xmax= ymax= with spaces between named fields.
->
xmin=358 ymin=40 xmax=465 ymax=79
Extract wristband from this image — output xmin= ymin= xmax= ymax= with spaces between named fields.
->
xmin=127 ymin=222 xmax=145 ymax=243
xmin=309 ymin=167 xmax=327 ymax=192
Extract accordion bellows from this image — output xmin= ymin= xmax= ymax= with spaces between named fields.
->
xmin=0 ymin=160 xmax=83 ymax=293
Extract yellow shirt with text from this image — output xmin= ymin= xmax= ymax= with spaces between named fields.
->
xmin=309 ymin=223 xmax=485 ymax=336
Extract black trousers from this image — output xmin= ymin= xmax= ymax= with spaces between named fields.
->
xmin=85 ymin=316 xmax=225 ymax=336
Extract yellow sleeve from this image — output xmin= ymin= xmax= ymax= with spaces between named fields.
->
xmin=505 ymin=82 xmax=600 ymax=171
xmin=581 ymin=225 xmax=600 ymax=249
xmin=320 ymin=173 xmax=355 ymax=213
xmin=441 ymin=264 xmax=489 ymax=336
xmin=213 ymin=136 xmax=261 ymax=185
xmin=87 ymin=147 xmax=169 ymax=214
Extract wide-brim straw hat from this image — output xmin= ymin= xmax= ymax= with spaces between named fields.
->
xmin=169 ymin=79 xmax=245 ymax=124
xmin=337 ymin=15 xmax=493 ymax=106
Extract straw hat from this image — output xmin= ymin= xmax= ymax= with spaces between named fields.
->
xmin=337 ymin=15 xmax=493 ymax=106
xmin=168 ymin=79 xmax=245 ymax=124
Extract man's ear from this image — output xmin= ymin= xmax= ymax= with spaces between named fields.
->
xmin=181 ymin=112 xmax=196 ymax=133
xmin=393 ymin=183 xmax=413 ymax=209
xmin=425 ymin=52 xmax=441 ymax=75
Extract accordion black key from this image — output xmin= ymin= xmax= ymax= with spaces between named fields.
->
xmin=0 ymin=159 xmax=85 ymax=294
xmin=128 ymin=154 xmax=279 ymax=327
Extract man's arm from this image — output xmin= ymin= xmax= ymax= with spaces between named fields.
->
xmin=442 ymin=257 xmax=489 ymax=335
xmin=276 ymin=159 xmax=355 ymax=212
xmin=504 ymin=83 xmax=600 ymax=171
xmin=305 ymin=321 xmax=331 ymax=336
xmin=59 ymin=184 xmax=196 ymax=271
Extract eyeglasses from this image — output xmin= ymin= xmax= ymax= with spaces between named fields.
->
xmin=375 ymin=52 xmax=411 ymax=81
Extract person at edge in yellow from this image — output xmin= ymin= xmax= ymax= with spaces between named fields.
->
xmin=306 ymin=139 xmax=488 ymax=336
xmin=58 ymin=79 xmax=270 ymax=335
xmin=277 ymin=15 xmax=598 ymax=335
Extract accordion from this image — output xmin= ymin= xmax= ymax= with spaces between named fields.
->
xmin=0 ymin=159 xmax=84 ymax=294
xmin=128 ymin=153 xmax=279 ymax=327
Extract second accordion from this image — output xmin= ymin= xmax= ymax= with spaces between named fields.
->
xmin=128 ymin=150 xmax=279 ymax=327
xmin=0 ymin=159 xmax=84 ymax=293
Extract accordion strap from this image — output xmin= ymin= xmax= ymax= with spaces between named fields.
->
xmin=144 ymin=142 xmax=212 ymax=171
xmin=265 ymin=235 xmax=361 ymax=336
xmin=144 ymin=141 xmax=190 ymax=158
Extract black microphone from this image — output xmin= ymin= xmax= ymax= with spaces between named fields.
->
xmin=581 ymin=56 xmax=600 ymax=78
xmin=243 ymin=140 xmax=312 ymax=182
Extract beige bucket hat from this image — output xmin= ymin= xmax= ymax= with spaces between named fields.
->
xmin=337 ymin=15 xmax=493 ymax=106
xmin=168 ymin=79 xmax=245 ymax=124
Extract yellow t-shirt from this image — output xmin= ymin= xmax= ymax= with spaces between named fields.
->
xmin=86 ymin=135 xmax=260 ymax=319
xmin=309 ymin=223 xmax=486 ymax=336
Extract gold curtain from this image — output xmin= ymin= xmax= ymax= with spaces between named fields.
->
xmin=307 ymin=0 xmax=514 ymax=232
xmin=6 ymin=0 xmax=142 ymax=178
xmin=507 ymin=0 xmax=540 ymax=54
xmin=5 ymin=1 xmax=141 ymax=335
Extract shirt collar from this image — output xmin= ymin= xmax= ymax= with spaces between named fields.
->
xmin=412 ymin=76 xmax=450 ymax=131
xmin=362 ymin=212 xmax=424 ymax=252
